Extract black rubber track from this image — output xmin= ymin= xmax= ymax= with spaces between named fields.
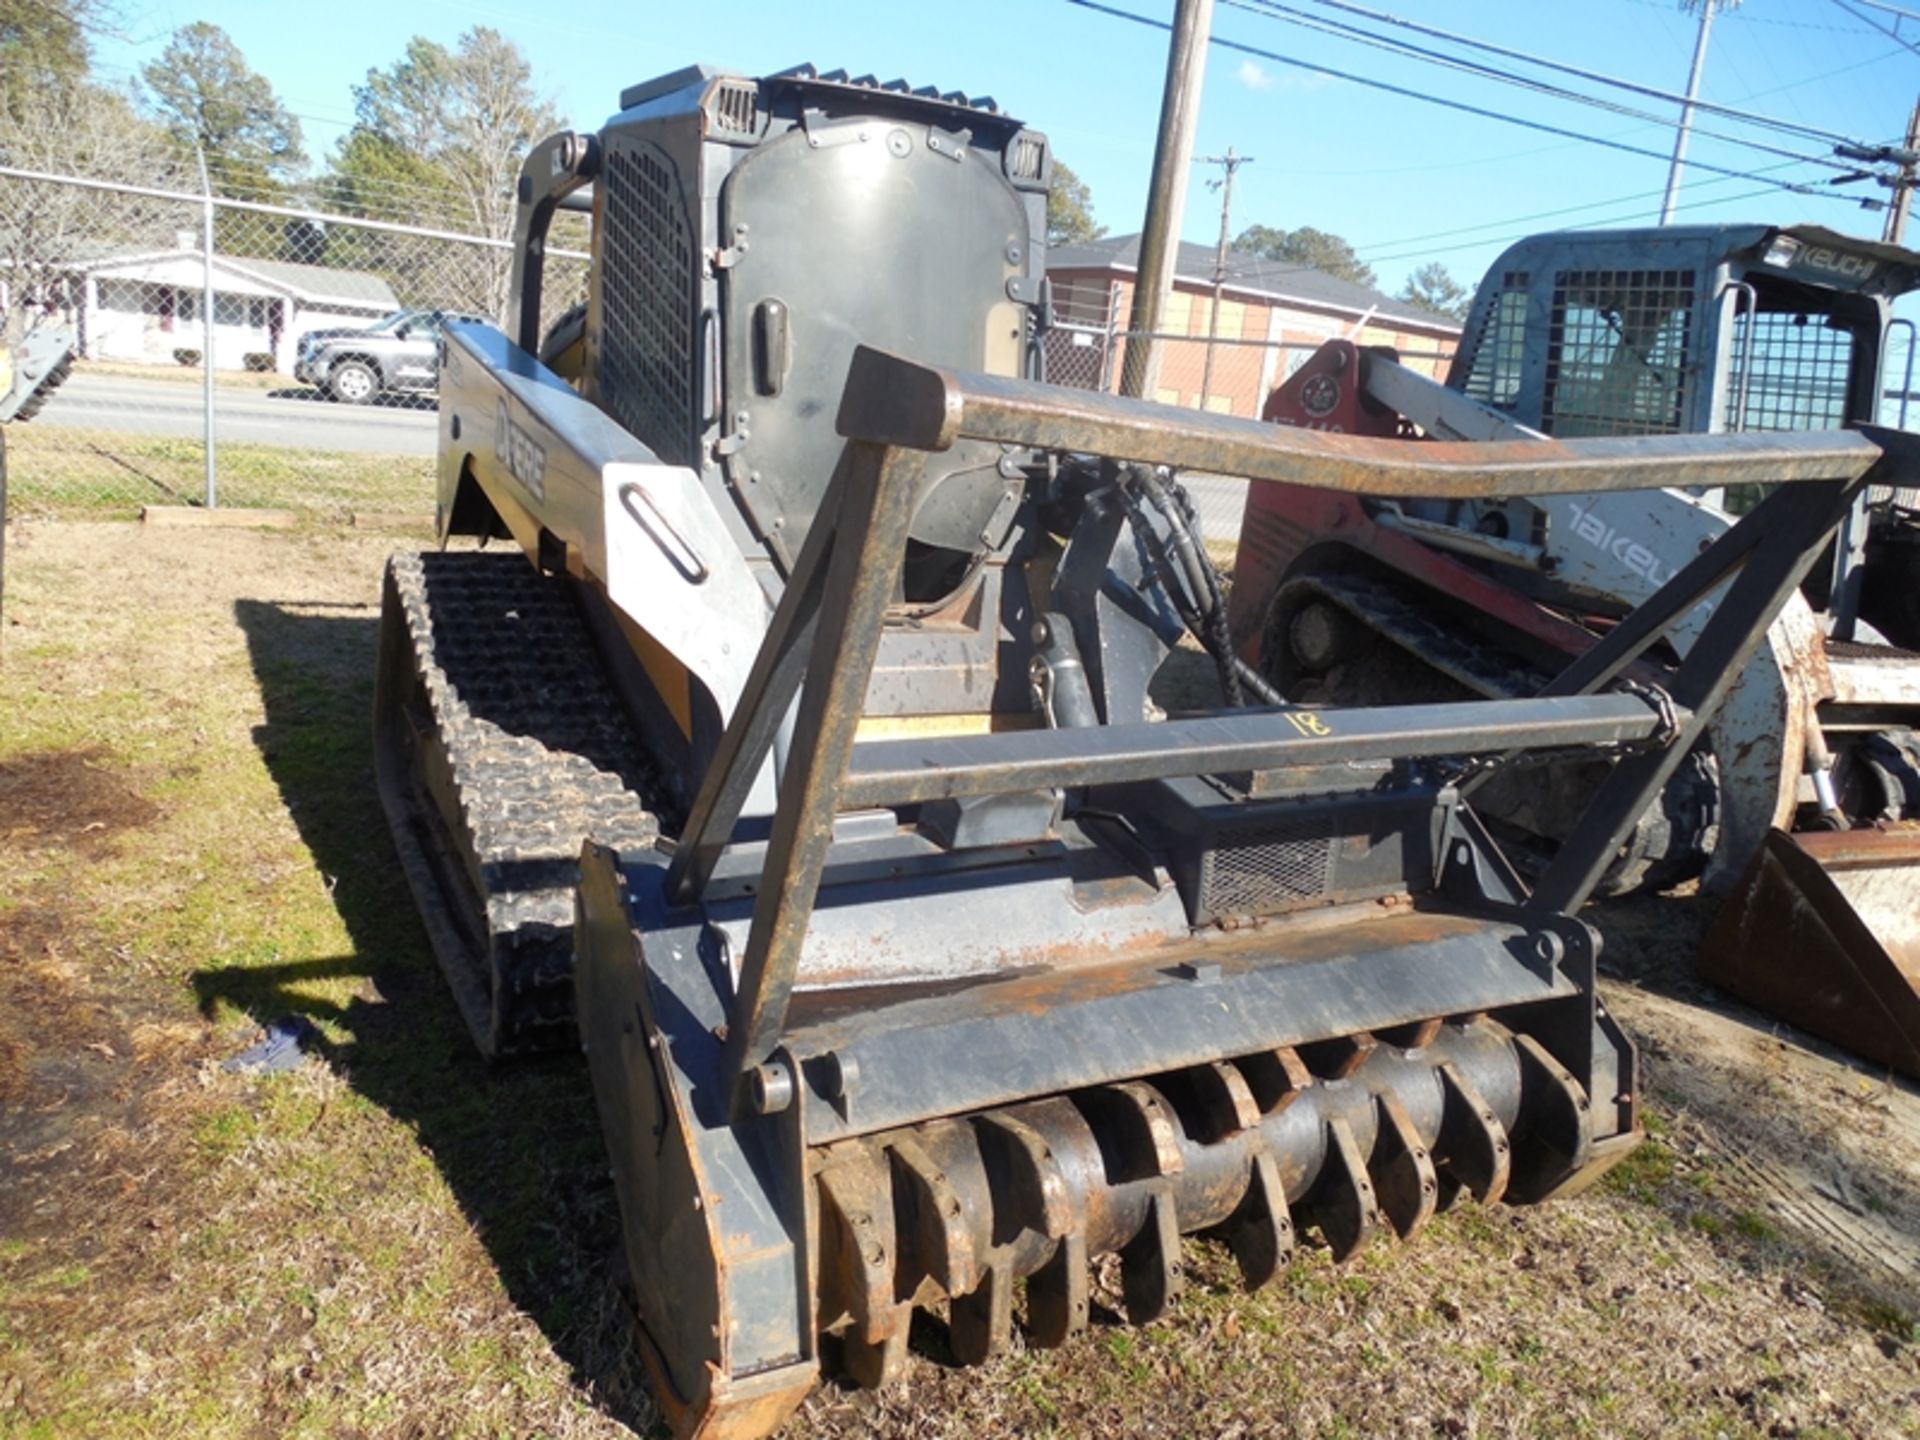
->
xmin=375 ymin=550 xmax=669 ymax=1056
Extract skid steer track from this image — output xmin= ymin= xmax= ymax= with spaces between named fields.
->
xmin=374 ymin=550 xmax=668 ymax=1056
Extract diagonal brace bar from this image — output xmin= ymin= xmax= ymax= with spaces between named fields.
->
xmin=713 ymin=440 xmax=928 ymax=1101
xmin=1526 ymin=474 xmax=1865 ymax=916
xmin=667 ymin=444 xmax=867 ymax=906
xmin=1533 ymin=482 xmax=1785 ymax=701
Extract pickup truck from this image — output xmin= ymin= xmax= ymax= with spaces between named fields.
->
xmin=294 ymin=308 xmax=487 ymax=404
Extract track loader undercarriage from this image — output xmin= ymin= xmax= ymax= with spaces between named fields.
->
xmin=369 ymin=66 xmax=1898 ymax=1437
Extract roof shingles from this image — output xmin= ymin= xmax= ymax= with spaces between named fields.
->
xmin=64 ymin=243 xmax=399 ymax=310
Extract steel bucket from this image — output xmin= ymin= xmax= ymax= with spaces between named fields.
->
xmin=1701 ymin=826 xmax=1920 ymax=1080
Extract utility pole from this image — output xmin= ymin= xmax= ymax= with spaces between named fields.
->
xmin=1884 ymin=95 xmax=1920 ymax=244
xmin=1120 ymin=0 xmax=1214 ymax=400
xmin=1198 ymin=148 xmax=1252 ymax=412
xmin=1660 ymin=0 xmax=1741 ymax=226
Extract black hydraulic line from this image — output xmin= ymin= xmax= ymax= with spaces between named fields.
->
xmin=1035 ymin=612 xmax=1102 ymax=729
xmin=1133 ymin=467 xmax=1244 ymax=706
xmin=1160 ymin=475 xmax=1285 ymax=705
xmin=1123 ymin=467 xmax=1285 ymax=708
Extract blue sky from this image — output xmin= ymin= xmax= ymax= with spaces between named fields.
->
xmin=87 ymin=0 xmax=1920 ymax=297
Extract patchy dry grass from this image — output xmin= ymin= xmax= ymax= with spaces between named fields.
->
xmin=68 ymin=360 xmax=288 ymax=392
xmin=5 ymin=426 xmax=431 ymax=519
xmin=0 ymin=518 xmax=1917 ymax=1439
xmin=0 ymin=520 xmax=647 ymax=1438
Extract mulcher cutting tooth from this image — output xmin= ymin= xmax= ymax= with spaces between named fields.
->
xmin=992 ymin=1098 xmax=1101 ymax=1348
xmin=1371 ymin=1092 xmax=1441 ymax=1241
xmin=1309 ymin=1116 xmax=1386 ymax=1263
xmin=815 ymin=1145 xmax=911 ymax=1390
xmin=1508 ymin=1031 xmax=1598 ymax=1203
xmin=1217 ymin=1149 xmax=1294 ymax=1290
xmin=1435 ymin=1060 xmax=1514 ymax=1208
xmin=1120 ymin=1189 xmax=1185 ymax=1324
xmin=890 ymin=1133 xmax=979 ymax=1299
xmin=950 ymin=1257 xmax=1016 ymax=1366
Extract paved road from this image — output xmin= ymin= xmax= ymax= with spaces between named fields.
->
xmin=34 ymin=372 xmax=1254 ymax=537
xmin=35 ymin=373 xmax=438 ymax=456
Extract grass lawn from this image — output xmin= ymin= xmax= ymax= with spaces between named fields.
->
xmin=4 ymin=427 xmax=431 ymax=520
xmin=0 ymin=516 xmax=1915 ymax=1439
xmin=68 ymin=360 xmax=289 ymax=392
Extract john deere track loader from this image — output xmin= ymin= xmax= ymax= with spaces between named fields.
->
xmin=1229 ymin=224 xmax=1920 ymax=1081
xmin=374 ymin=67 xmax=1897 ymax=1436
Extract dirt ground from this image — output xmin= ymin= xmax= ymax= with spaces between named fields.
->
xmin=1 ymin=518 xmax=1917 ymax=1440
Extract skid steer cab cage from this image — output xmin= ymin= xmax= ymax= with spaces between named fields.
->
xmin=573 ymin=347 xmax=1886 ymax=1436
xmin=660 ymin=347 xmax=1883 ymax=1100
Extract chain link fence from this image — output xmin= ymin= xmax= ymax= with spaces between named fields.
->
xmin=1040 ymin=283 xmax=1457 ymax=542
xmin=2 ymin=165 xmax=586 ymax=519
xmin=5 ymin=165 xmax=1464 ymax=545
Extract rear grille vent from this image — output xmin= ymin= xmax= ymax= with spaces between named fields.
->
xmin=1461 ymin=271 xmax=1527 ymax=410
xmin=1008 ymin=133 xmax=1046 ymax=182
xmin=599 ymin=143 xmax=696 ymax=465
xmin=1203 ymin=826 xmax=1335 ymax=918
xmin=709 ymin=79 xmax=759 ymax=134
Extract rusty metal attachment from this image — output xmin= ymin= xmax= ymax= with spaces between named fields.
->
xmin=1704 ymin=827 xmax=1920 ymax=1080
xmin=811 ymin=1019 xmax=1527 ymax=1378
xmin=563 ymin=346 xmax=1876 ymax=1437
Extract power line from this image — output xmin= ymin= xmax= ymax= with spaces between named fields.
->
xmin=1360 ymin=185 xmax=1808 ymax=269
xmin=1825 ymin=0 xmax=1920 ymax=58
xmin=1321 ymin=180 xmax=1833 ymax=282
xmin=1226 ymin=0 xmax=1860 ymax=174
xmin=1146 ymin=177 xmax=1825 ymax=302
xmin=1275 ymin=0 xmax=1877 ymax=151
xmin=1064 ymin=0 xmax=1880 ymax=201
xmin=1262 ymin=50 xmax=1910 ymax=180
xmin=83 ymin=57 xmax=364 ymax=133
xmin=1612 ymin=0 xmax=1873 ymax=32
xmin=1846 ymin=0 xmax=1920 ymax=22
xmin=1164 ymin=156 xmax=1831 ymax=292
xmin=1350 ymin=157 xmax=1817 ymax=256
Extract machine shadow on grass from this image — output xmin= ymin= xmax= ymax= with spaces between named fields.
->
xmin=199 ymin=597 xmax=663 ymax=1436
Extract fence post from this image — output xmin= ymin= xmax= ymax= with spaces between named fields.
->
xmin=197 ymin=149 xmax=216 ymax=509
xmin=1100 ymin=282 xmax=1120 ymax=393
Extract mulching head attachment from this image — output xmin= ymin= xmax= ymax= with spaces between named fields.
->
xmin=1702 ymin=826 xmax=1920 ymax=1080
xmin=569 ymin=352 xmax=1888 ymax=1438
xmin=810 ymin=1017 xmax=1555 ymax=1383
xmin=577 ymin=847 xmax=1638 ymax=1437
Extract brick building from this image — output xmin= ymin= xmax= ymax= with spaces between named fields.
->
xmin=1046 ymin=233 xmax=1463 ymax=417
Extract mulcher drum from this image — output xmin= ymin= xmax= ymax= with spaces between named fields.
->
xmin=374 ymin=550 xmax=668 ymax=1056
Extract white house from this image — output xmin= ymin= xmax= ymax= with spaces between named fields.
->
xmin=60 ymin=237 xmax=399 ymax=374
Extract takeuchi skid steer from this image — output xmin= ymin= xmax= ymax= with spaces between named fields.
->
xmin=1229 ymin=224 xmax=1920 ymax=1080
xmin=372 ymin=66 xmax=1896 ymax=1437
